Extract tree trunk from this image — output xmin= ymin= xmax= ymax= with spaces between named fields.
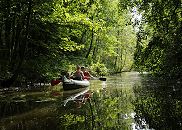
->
xmin=2 ymin=0 xmax=33 ymax=88
xmin=85 ymin=28 xmax=94 ymax=58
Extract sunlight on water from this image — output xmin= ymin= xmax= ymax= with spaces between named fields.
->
xmin=101 ymin=81 xmax=107 ymax=89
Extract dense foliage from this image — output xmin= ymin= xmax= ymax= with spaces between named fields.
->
xmin=133 ymin=0 xmax=182 ymax=77
xmin=0 ymin=0 xmax=136 ymax=87
xmin=0 ymin=0 xmax=181 ymax=87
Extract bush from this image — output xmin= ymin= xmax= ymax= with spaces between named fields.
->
xmin=90 ymin=62 xmax=108 ymax=76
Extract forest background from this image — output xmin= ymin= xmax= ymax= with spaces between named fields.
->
xmin=0 ymin=0 xmax=181 ymax=87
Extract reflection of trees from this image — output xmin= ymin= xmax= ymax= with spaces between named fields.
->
xmin=58 ymin=88 xmax=134 ymax=129
xmin=133 ymin=75 xmax=182 ymax=129
xmin=91 ymin=89 xmax=131 ymax=129
xmin=0 ymin=76 xmax=137 ymax=130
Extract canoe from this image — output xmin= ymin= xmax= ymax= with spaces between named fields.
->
xmin=51 ymin=76 xmax=106 ymax=87
xmin=63 ymin=77 xmax=90 ymax=91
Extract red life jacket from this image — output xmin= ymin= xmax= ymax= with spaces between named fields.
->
xmin=83 ymin=71 xmax=91 ymax=80
xmin=51 ymin=79 xmax=61 ymax=86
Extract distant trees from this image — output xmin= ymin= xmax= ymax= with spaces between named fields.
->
xmin=83 ymin=0 xmax=137 ymax=72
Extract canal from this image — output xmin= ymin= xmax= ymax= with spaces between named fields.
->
xmin=0 ymin=72 xmax=182 ymax=130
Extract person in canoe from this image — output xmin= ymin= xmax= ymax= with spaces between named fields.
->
xmin=72 ymin=65 xmax=85 ymax=80
xmin=81 ymin=66 xmax=94 ymax=80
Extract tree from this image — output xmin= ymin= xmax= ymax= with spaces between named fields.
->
xmin=0 ymin=0 xmax=138 ymax=87
xmin=133 ymin=0 xmax=182 ymax=77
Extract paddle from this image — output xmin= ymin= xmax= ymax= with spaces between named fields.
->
xmin=99 ymin=77 xmax=106 ymax=81
xmin=91 ymin=77 xmax=106 ymax=81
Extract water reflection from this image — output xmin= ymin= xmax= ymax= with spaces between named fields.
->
xmin=63 ymin=87 xmax=91 ymax=108
xmin=1 ymin=72 xmax=173 ymax=130
xmin=133 ymin=74 xmax=182 ymax=130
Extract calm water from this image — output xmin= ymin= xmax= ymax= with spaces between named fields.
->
xmin=0 ymin=72 xmax=182 ymax=130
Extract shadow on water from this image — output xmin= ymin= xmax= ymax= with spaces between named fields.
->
xmin=1 ymin=72 xmax=181 ymax=130
xmin=133 ymin=74 xmax=182 ymax=130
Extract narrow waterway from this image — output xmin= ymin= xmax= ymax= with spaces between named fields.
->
xmin=0 ymin=72 xmax=182 ymax=130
